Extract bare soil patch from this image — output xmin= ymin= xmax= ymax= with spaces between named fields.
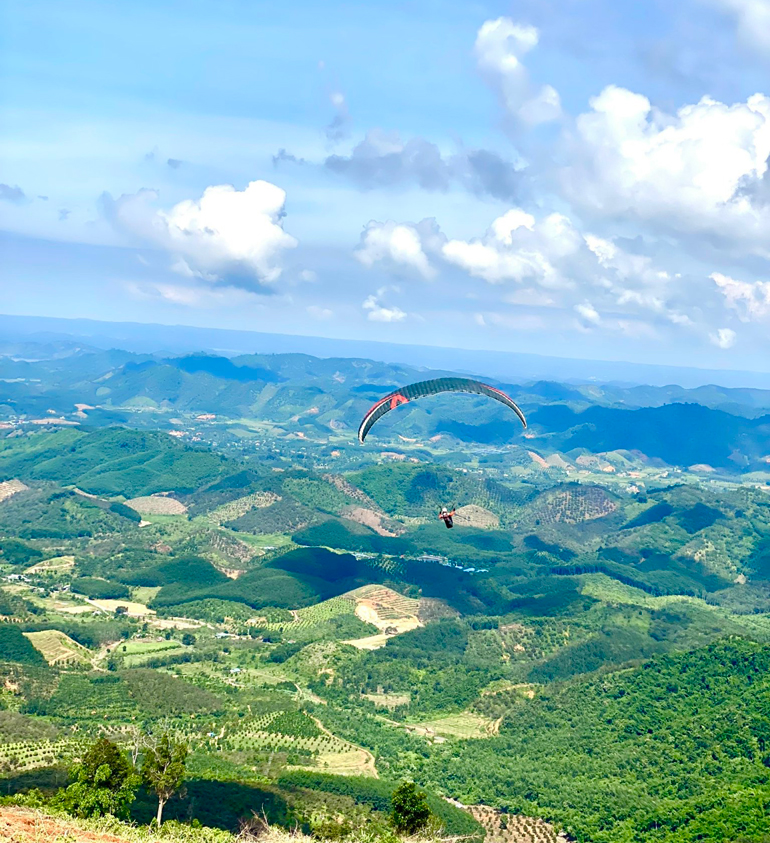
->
xmin=0 ymin=479 xmax=28 ymax=503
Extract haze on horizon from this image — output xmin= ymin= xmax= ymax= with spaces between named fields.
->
xmin=3 ymin=0 xmax=770 ymax=371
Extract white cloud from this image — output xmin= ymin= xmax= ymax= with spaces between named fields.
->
xmin=712 ymin=271 xmax=770 ymax=320
xmin=563 ymin=86 xmax=770 ymax=250
xmin=108 ymin=180 xmax=297 ymax=288
xmin=705 ymin=0 xmax=770 ymax=50
xmin=355 ymin=220 xmax=436 ymax=279
xmin=307 ymin=304 xmax=333 ymax=320
xmin=363 ymin=287 xmax=407 ymax=322
xmin=474 ymin=311 xmax=546 ymax=331
xmin=474 ymin=18 xmax=561 ymax=124
xmin=575 ymin=302 xmax=601 ymax=324
xmin=441 ymin=208 xmax=582 ymax=286
xmin=710 ymin=327 xmax=737 ymax=348
xmin=125 ymin=281 xmax=253 ymax=308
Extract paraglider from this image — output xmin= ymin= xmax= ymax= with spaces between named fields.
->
xmin=357 ymin=376 xmax=527 ymax=444
xmin=439 ymin=507 xmax=456 ymax=529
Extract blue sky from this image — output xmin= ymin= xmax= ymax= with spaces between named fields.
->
xmin=2 ymin=0 xmax=770 ymax=369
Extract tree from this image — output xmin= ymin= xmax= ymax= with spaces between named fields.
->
xmin=182 ymin=633 xmax=196 ymax=646
xmin=141 ymin=732 xmax=188 ymax=827
xmin=391 ymin=780 xmax=431 ymax=835
xmin=57 ymin=737 xmax=137 ymax=819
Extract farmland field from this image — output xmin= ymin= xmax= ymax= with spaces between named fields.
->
xmin=23 ymin=630 xmax=91 ymax=666
xmin=125 ymin=495 xmax=188 ymax=516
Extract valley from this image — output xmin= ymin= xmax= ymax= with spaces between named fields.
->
xmin=2 ymin=341 xmax=770 ymax=841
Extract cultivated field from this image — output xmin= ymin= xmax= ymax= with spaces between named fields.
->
xmin=87 ymin=598 xmax=154 ymax=617
xmin=454 ymin=505 xmax=500 ymax=529
xmin=23 ymin=630 xmax=91 ymax=666
xmin=125 ymin=495 xmax=188 ymax=516
xmin=410 ymin=712 xmax=500 ymax=740
xmin=223 ymin=711 xmax=377 ymax=777
xmin=24 ymin=556 xmax=75 ymax=575
xmin=467 ymin=804 xmax=569 ymax=843
xmin=206 ymin=492 xmax=280 ymax=525
xmin=344 ymin=585 xmax=422 ymax=649
xmin=0 ymin=738 xmax=87 ymax=774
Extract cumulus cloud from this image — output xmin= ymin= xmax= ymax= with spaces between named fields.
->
xmin=710 ymin=327 xmax=737 ymax=348
xmin=357 ymin=207 xmax=697 ymax=336
xmin=712 ymin=271 xmax=770 ymax=320
xmin=704 ymin=0 xmax=770 ymax=51
xmin=104 ymin=180 xmax=298 ymax=289
xmin=166 ymin=158 xmax=183 ymax=169
xmin=441 ymin=209 xmax=582 ymax=286
xmin=355 ymin=219 xmax=438 ymax=279
xmin=325 ymin=130 xmax=523 ymax=201
xmin=562 ymin=86 xmax=770 ymax=250
xmin=0 ymin=184 xmax=26 ymax=204
xmin=474 ymin=18 xmax=561 ymax=124
xmin=363 ymin=287 xmax=407 ymax=322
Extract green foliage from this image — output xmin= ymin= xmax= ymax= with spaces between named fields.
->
xmin=0 ymin=624 xmax=45 ymax=665
xmin=398 ymin=638 xmax=770 ymax=843
xmin=0 ymin=538 xmax=43 ymax=566
xmin=0 ymin=427 xmax=228 ymax=496
xmin=108 ymin=501 xmax=142 ymax=523
xmin=390 ymin=781 xmax=431 ymax=835
xmin=267 ymin=642 xmax=305 ymax=664
xmin=57 ymin=737 xmax=137 ymax=819
xmin=263 ymin=711 xmax=321 ymax=737
xmin=141 ymin=732 xmax=188 ymax=825
xmin=622 ymin=502 xmax=674 ymax=530
xmin=71 ymin=577 xmax=130 ymax=600
xmin=227 ymin=495 xmax=319 ymax=535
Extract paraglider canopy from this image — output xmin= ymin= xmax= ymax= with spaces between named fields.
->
xmin=357 ymin=376 xmax=526 ymax=443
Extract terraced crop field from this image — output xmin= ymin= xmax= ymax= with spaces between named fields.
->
xmin=23 ymin=630 xmax=91 ymax=666
xmin=346 ymin=585 xmax=420 ymax=622
xmin=467 ymin=804 xmax=568 ymax=843
xmin=412 ymin=711 xmax=500 ymax=740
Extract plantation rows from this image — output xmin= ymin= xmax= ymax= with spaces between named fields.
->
xmin=262 ymin=597 xmax=356 ymax=632
xmin=0 ymin=737 xmax=87 ymax=773
xmin=469 ymin=805 xmax=568 ymax=843
xmin=224 ymin=712 xmax=354 ymax=760
xmin=207 ymin=492 xmax=280 ymax=525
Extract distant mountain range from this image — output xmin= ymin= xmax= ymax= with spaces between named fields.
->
xmin=4 ymin=312 xmax=770 ymax=389
xmin=3 ymin=337 xmax=770 ymax=472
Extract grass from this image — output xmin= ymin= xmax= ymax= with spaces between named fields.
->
xmin=117 ymin=639 xmax=183 ymax=667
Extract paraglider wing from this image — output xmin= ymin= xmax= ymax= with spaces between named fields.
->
xmin=357 ymin=377 xmax=526 ymax=443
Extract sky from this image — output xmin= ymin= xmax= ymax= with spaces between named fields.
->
xmin=2 ymin=0 xmax=770 ymax=370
